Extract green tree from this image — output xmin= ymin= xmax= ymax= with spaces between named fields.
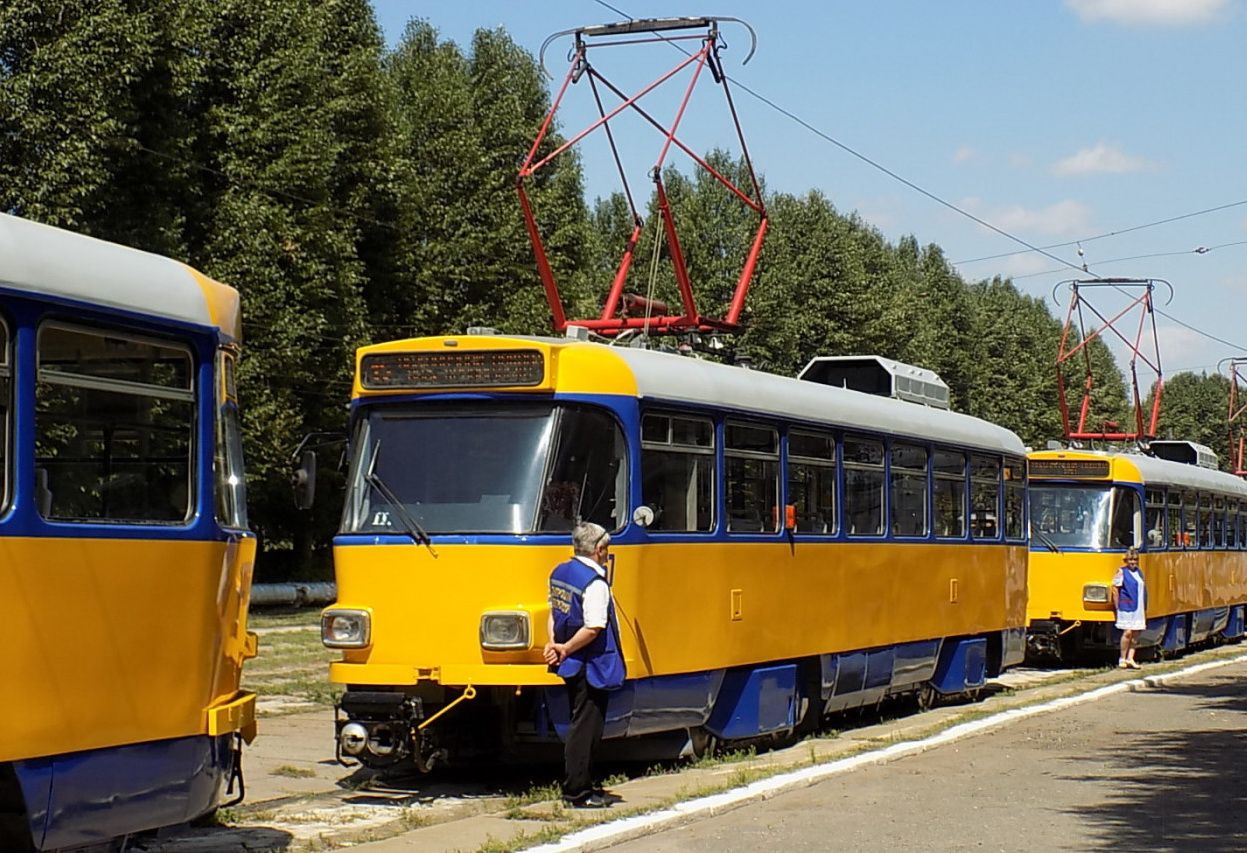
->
xmin=1149 ymin=372 xmax=1234 ymax=465
xmin=0 ymin=0 xmax=204 ymax=254
xmin=188 ymin=0 xmax=382 ymax=576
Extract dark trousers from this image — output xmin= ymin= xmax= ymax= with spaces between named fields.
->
xmin=562 ymin=672 xmax=609 ymax=799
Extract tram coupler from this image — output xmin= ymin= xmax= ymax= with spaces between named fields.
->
xmin=335 ymin=691 xmax=424 ymax=769
xmin=1026 ymin=620 xmax=1066 ymax=661
xmin=222 ymin=731 xmax=246 ymax=808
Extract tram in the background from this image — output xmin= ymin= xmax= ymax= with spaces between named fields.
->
xmin=318 ymin=333 xmax=1029 ymax=771
xmin=0 ymin=213 xmax=257 ymax=849
xmin=1027 ymin=443 xmax=1247 ymax=660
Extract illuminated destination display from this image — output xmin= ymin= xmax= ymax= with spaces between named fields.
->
xmin=1028 ymin=458 xmax=1111 ymax=479
xmin=361 ymin=349 xmax=545 ymax=389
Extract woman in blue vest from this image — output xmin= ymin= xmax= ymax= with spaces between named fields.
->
xmin=1111 ymin=547 xmax=1146 ymax=669
xmin=543 ymin=521 xmax=627 ymax=808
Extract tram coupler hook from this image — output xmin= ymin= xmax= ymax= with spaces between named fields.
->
xmin=1057 ymin=620 xmax=1083 ymax=637
xmin=223 ymin=732 xmax=247 ymax=808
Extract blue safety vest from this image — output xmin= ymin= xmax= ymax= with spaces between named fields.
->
xmin=549 ymin=558 xmax=626 ymax=690
xmin=1118 ymin=566 xmax=1145 ymax=613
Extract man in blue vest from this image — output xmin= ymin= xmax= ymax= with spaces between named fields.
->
xmin=543 ymin=521 xmax=626 ymax=808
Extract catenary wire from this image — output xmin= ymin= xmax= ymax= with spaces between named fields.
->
xmin=588 ymin=1 xmax=1247 ymax=355
xmin=588 ymin=0 xmax=1091 ymax=276
xmin=954 ymin=198 xmax=1247 ymax=265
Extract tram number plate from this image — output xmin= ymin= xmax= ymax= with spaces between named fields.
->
xmin=361 ymin=350 xmax=545 ymax=389
xmin=1028 ymin=459 xmax=1111 ymax=478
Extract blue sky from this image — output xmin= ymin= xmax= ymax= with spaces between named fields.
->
xmin=372 ymin=1 xmax=1247 ymax=377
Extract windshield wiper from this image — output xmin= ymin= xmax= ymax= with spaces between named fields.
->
xmin=1033 ymin=530 xmax=1061 ymax=553
xmin=365 ymin=441 xmax=438 ymax=558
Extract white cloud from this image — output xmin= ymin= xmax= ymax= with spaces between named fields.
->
xmin=953 ymin=146 xmax=976 ymax=164
xmin=1153 ymin=324 xmax=1218 ymax=373
xmin=994 ymin=199 xmax=1094 ymax=237
xmin=1051 ymin=143 xmax=1157 ymax=176
xmin=1065 ymin=0 xmax=1229 ymax=26
xmin=1221 ymin=271 xmax=1247 ymax=293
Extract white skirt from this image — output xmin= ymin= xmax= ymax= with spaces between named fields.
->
xmin=1116 ymin=610 xmax=1146 ymax=631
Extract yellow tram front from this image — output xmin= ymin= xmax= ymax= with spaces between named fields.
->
xmin=1027 ymin=447 xmax=1247 ymax=659
xmin=324 ymin=335 xmax=1029 ymax=771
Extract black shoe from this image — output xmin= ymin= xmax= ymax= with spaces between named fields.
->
xmin=593 ymin=788 xmax=624 ymax=805
xmin=564 ymin=792 xmax=612 ymax=809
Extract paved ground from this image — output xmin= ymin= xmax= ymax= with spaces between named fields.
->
xmin=608 ymin=660 xmax=1247 ymax=853
xmin=141 ymin=654 xmax=1247 ymax=851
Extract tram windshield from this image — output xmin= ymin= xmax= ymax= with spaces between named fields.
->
xmin=341 ymin=402 xmax=627 ymax=535
xmin=1029 ymin=484 xmax=1124 ymax=549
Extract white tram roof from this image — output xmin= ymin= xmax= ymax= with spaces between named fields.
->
xmin=0 ymin=212 xmax=241 ymax=340
xmin=603 ymin=345 xmax=1026 ymax=456
xmin=1073 ymin=449 xmax=1247 ymax=496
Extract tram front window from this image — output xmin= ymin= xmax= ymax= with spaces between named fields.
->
xmin=341 ymin=403 xmax=626 ymax=535
xmin=1029 ymin=485 xmax=1113 ymax=549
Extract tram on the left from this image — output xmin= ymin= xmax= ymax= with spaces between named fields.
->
xmin=0 ymin=213 xmax=258 ymax=850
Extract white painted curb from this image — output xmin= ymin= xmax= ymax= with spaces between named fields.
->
xmin=529 ymin=653 xmax=1247 ymax=852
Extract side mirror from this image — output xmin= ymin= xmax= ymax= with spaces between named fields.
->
xmin=292 ymin=450 xmax=318 ymax=510
xmin=632 ymin=505 xmax=655 ymax=528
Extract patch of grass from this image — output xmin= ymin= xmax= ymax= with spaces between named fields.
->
xmin=249 ymin=608 xmax=322 ymax=630
xmin=270 ymin=764 xmax=317 ymax=778
xmin=501 ymin=781 xmax=562 ymax=812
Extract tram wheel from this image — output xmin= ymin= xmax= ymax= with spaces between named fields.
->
xmin=687 ymin=728 xmax=717 ymax=761
xmin=917 ymin=685 xmax=940 ymax=711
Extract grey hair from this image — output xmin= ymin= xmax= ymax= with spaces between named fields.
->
xmin=572 ymin=521 xmax=610 ymax=556
xmin=1125 ymin=546 xmax=1140 ymax=559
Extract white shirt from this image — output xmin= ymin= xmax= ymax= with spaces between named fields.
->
xmin=574 ymin=555 xmax=610 ymax=629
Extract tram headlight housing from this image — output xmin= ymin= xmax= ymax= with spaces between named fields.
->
xmin=1083 ymin=584 xmax=1110 ymax=604
xmin=480 ymin=611 xmax=531 ymax=650
xmin=322 ymin=609 xmax=371 ymax=649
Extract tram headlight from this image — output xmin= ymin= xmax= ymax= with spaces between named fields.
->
xmin=480 ymin=611 xmax=531 ymax=650
xmin=1083 ymin=584 xmax=1110 ymax=604
xmin=322 ymin=609 xmax=371 ymax=649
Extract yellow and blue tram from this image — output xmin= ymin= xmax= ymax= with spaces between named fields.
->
xmin=1027 ymin=444 xmax=1247 ymax=660
xmin=320 ymin=333 xmax=1029 ymax=769
xmin=0 ymin=214 xmax=257 ymax=848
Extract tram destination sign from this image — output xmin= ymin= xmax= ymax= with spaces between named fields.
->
xmin=361 ymin=349 xmax=545 ymax=390
xmin=1028 ymin=458 xmax=1111 ymax=479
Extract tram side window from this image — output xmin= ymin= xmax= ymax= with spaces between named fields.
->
xmin=844 ymin=435 xmax=884 ymax=537
xmin=725 ymin=421 xmax=779 ymax=533
xmin=1145 ymin=489 xmax=1166 ymax=549
xmin=970 ymin=455 xmax=1001 ymax=540
xmin=641 ymin=412 xmax=714 ymax=532
xmin=1110 ymin=487 xmax=1140 ymax=549
xmin=890 ymin=442 xmax=928 ymax=537
xmin=1200 ymin=493 xmax=1213 ymax=549
xmin=1168 ymin=491 xmax=1184 ymax=548
xmin=1214 ymin=496 xmax=1226 ymax=548
xmin=36 ymin=325 xmax=195 ymax=523
xmin=933 ymin=449 xmax=966 ymax=538
xmin=1004 ymin=457 xmax=1026 ymax=540
xmin=539 ymin=406 xmax=628 ymax=532
xmin=0 ymin=319 xmax=9 ymax=513
xmin=788 ymin=430 xmax=836 ymax=534
xmin=1230 ymin=500 xmax=1240 ymax=549
xmin=1184 ymin=491 xmax=1199 ymax=548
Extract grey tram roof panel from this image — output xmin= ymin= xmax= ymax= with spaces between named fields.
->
xmin=602 ymin=345 xmax=1023 ymax=456
xmin=0 ymin=212 xmax=225 ymax=332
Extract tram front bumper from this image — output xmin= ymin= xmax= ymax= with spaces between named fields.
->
xmin=206 ymin=690 xmax=257 ymax=743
